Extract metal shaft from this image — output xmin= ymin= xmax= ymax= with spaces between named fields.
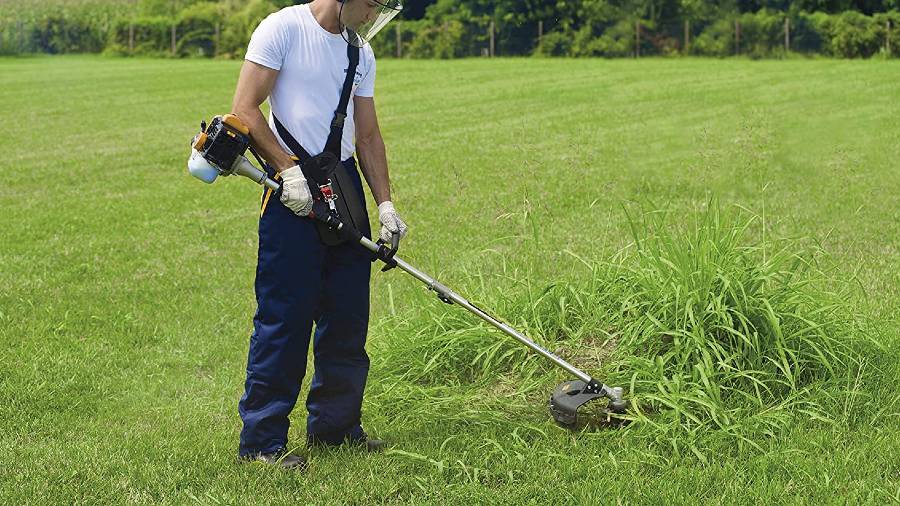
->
xmin=249 ymin=175 xmax=595 ymax=387
xmin=236 ymin=157 xmax=280 ymax=191
xmin=357 ymin=236 xmax=593 ymax=384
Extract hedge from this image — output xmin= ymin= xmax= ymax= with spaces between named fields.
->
xmin=1 ymin=2 xmax=897 ymax=59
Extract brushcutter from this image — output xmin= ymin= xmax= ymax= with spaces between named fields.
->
xmin=187 ymin=114 xmax=628 ymax=426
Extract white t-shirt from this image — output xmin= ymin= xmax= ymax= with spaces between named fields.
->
xmin=245 ymin=4 xmax=376 ymax=161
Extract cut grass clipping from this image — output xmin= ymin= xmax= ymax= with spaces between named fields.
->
xmin=380 ymin=200 xmax=873 ymax=453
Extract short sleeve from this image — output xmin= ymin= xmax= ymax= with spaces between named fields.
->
xmin=355 ymin=49 xmax=376 ymax=98
xmin=245 ymin=10 xmax=293 ymax=71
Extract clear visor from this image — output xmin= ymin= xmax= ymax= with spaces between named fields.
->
xmin=340 ymin=0 xmax=402 ymax=48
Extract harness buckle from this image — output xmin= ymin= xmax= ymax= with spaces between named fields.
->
xmin=319 ymin=179 xmax=339 ymax=211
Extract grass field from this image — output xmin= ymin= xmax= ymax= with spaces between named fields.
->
xmin=1 ymin=56 xmax=898 ymax=504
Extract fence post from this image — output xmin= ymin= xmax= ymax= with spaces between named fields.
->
xmin=59 ymin=17 xmax=66 ymax=53
xmin=103 ymin=12 xmax=111 ymax=49
xmin=538 ymin=20 xmax=543 ymax=49
xmin=171 ymin=24 xmax=176 ymax=56
xmin=784 ymin=17 xmax=790 ymax=54
xmin=17 ymin=19 xmax=23 ymax=54
xmin=214 ymin=22 xmax=220 ymax=56
xmin=887 ymin=20 xmax=892 ymax=56
xmin=489 ymin=20 xmax=495 ymax=57
xmin=635 ymin=20 xmax=640 ymax=57
xmin=684 ymin=19 xmax=690 ymax=54
xmin=735 ymin=20 xmax=741 ymax=55
xmin=128 ymin=22 xmax=134 ymax=54
xmin=395 ymin=22 xmax=401 ymax=57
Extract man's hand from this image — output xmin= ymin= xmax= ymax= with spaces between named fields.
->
xmin=280 ymin=166 xmax=313 ymax=216
xmin=378 ymin=201 xmax=408 ymax=243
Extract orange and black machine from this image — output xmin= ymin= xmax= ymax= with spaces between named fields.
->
xmin=189 ymin=114 xmax=278 ymax=191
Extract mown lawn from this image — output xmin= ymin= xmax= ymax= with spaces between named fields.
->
xmin=0 ymin=55 xmax=898 ymax=504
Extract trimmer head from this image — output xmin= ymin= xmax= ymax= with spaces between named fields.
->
xmin=549 ymin=380 xmax=627 ymax=426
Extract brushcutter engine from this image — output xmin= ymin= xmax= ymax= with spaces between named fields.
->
xmin=188 ymin=114 xmax=277 ymax=191
xmin=194 ymin=114 xmax=249 ymax=172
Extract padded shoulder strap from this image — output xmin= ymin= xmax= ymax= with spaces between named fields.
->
xmin=323 ymin=43 xmax=360 ymax=157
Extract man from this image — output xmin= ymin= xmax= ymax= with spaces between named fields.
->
xmin=231 ymin=0 xmax=405 ymax=470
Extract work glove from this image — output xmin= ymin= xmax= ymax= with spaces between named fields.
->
xmin=279 ymin=165 xmax=313 ymax=217
xmin=378 ymin=201 xmax=408 ymax=244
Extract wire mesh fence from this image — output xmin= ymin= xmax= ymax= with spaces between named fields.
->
xmin=1 ymin=7 xmax=897 ymax=59
xmin=373 ymin=14 xmax=897 ymax=59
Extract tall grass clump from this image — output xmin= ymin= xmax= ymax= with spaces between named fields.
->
xmin=606 ymin=201 xmax=867 ymax=451
xmin=373 ymin=199 xmax=876 ymax=454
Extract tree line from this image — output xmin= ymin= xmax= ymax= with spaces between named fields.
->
xmin=1 ymin=0 xmax=897 ymax=58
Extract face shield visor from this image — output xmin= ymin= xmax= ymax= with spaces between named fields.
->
xmin=339 ymin=0 xmax=403 ymax=48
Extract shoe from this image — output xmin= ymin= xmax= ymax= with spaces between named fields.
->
xmin=362 ymin=438 xmax=387 ymax=453
xmin=240 ymin=449 xmax=308 ymax=470
xmin=307 ymin=435 xmax=387 ymax=452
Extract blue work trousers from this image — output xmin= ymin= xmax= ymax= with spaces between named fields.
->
xmin=238 ymin=158 xmax=371 ymax=456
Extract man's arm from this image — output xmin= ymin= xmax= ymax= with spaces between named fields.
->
xmin=353 ymin=96 xmax=391 ymax=205
xmin=231 ymin=60 xmax=295 ymax=173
